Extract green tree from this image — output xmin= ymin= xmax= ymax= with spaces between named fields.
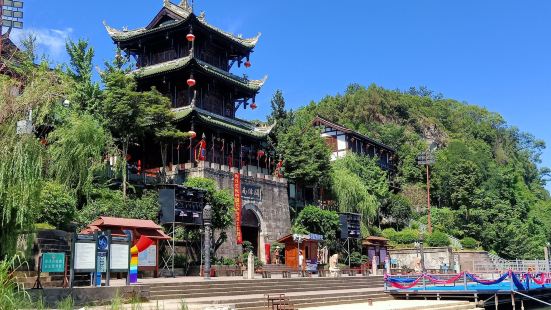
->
xmin=78 ymin=188 xmax=160 ymax=227
xmin=293 ymin=205 xmax=340 ymax=240
xmin=0 ymin=129 xmax=45 ymax=259
xmin=47 ymin=113 xmax=110 ymax=198
xmin=184 ymin=178 xmax=234 ymax=254
xmin=37 ymin=181 xmax=77 ymax=229
xmin=100 ymin=55 xmax=185 ymax=198
xmin=276 ymin=114 xmax=331 ymax=185
xmin=65 ymin=39 xmax=102 ymax=112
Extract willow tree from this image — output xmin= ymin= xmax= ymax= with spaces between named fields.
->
xmin=0 ymin=127 xmax=45 ymax=259
xmin=47 ymin=112 xmax=111 ymax=198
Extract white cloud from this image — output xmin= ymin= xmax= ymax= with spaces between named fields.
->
xmin=10 ymin=27 xmax=73 ymax=60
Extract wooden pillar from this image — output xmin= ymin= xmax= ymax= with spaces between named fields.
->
xmin=190 ymin=118 xmax=195 ymax=164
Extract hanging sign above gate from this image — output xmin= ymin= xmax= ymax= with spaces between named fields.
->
xmin=241 ymin=183 xmax=262 ymax=201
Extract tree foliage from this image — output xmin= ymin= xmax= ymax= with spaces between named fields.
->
xmin=183 ymin=177 xmax=234 ymax=253
xmin=37 ymin=181 xmax=76 ymax=229
xmin=299 ymin=83 xmax=550 ymax=259
xmin=275 ymin=113 xmax=331 ymax=184
xmin=293 ymin=205 xmax=340 ymax=240
xmin=65 ymin=39 xmax=102 ymax=112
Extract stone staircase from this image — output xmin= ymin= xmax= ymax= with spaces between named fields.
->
xmin=146 ymin=276 xmax=388 ymax=309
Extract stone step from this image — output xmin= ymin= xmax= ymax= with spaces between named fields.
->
xmin=148 ymin=282 xmax=384 ymax=297
xmin=148 ymin=278 xmax=383 ymax=291
xmin=149 ymin=284 xmax=383 ymax=300
xmin=147 ymin=276 xmax=383 ymax=289
xmin=234 ymin=292 xmax=391 ymax=310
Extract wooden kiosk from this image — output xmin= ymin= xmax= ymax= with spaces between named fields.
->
xmin=278 ymin=234 xmax=323 ymax=271
xmin=81 ymin=216 xmax=170 ymax=277
xmin=361 ymin=236 xmax=390 ymax=269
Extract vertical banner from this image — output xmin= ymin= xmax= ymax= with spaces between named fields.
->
xmin=233 ymin=172 xmax=243 ymax=244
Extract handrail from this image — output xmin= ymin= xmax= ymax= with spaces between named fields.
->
xmin=513 ymin=290 xmax=551 ymax=306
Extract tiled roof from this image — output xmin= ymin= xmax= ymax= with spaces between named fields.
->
xmin=171 ymin=105 xmax=273 ymax=139
xmin=91 ymin=216 xmax=162 ymax=229
xmin=130 ymin=56 xmax=267 ymax=92
xmin=103 ymin=1 xmax=260 ymax=49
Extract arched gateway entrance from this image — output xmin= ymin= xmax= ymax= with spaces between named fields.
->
xmin=240 ymin=204 xmax=267 ymax=260
xmin=241 ymin=208 xmax=260 ymax=256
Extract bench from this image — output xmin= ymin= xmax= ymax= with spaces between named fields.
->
xmin=266 ymin=293 xmax=295 ymax=310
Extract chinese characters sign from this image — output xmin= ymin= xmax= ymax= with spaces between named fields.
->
xmin=241 ymin=183 xmax=262 ymax=201
xmin=41 ymin=252 xmax=65 ymax=273
xmin=233 ymin=173 xmax=243 ymax=244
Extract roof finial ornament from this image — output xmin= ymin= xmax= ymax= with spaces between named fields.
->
xmin=198 ymin=11 xmax=206 ymax=21
xmin=178 ymin=0 xmax=192 ymax=11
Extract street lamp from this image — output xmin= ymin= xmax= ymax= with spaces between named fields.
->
xmin=202 ymin=204 xmax=213 ymax=280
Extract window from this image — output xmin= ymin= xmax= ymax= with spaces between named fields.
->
xmin=324 ymin=136 xmax=338 ymax=152
xmin=289 ymin=183 xmax=296 ymax=199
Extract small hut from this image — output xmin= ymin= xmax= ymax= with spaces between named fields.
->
xmin=278 ymin=234 xmax=323 ymax=272
xmin=362 ymin=236 xmax=390 ymax=269
xmin=81 ymin=216 xmax=170 ymax=277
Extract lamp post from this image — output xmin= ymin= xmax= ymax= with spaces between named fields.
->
xmin=203 ymin=204 xmax=213 ymax=280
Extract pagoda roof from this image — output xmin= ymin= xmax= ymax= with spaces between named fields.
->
xmin=103 ymin=0 xmax=260 ymax=49
xmin=130 ymin=55 xmax=268 ymax=92
xmin=171 ymin=105 xmax=274 ymax=139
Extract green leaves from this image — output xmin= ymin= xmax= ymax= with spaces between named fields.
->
xmin=293 ymin=205 xmax=340 ymax=241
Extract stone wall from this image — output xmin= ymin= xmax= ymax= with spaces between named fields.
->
xmin=389 ymin=247 xmax=455 ymax=271
xmin=185 ymin=163 xmax=292 ymax=263
xmin=456 ymin=250 xmax=492 ymax=272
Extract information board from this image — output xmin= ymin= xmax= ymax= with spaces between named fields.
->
xmin=96 ymin=251 xmax=107 ymax=273
xmin=41 ymin=252 xmax=65 ymax=273
xmin=74 ymin=242 xmax=96 ymax=270
xmin=110 ymin=244 xmax=129 ymax=270
xmin=138 ymin=245 xmax=156 ymax=267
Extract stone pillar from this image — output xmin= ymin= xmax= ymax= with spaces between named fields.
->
xmin=259 ymin=232 xmax=267 ymax=264
xmin=372 ymin=256 xmax=377 ymax=276
xmin=247 ymin=251 xmax=254 ymax=279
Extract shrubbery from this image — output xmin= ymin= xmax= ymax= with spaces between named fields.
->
xmin=37 ymin=181 xmax=77 ymax=230
xmin=461 ymin=237 xmax=478 ymax=249
xmin=391 ymin=228 xmax=419 ymax=245
xmin=426 ymin=231 xmax=451 ymax=247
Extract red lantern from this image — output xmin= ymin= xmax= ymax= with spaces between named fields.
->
xmin=188 ymin=131 xmax=197 ymax=139
xmin=244 ymin=60 xmax=251 ymax=68
xmin=257 ymin=150 xmax=265 ymax=159
xmin=250 ymin=102 xmax=257 ymax=110
xmin=187 ymin=77 xmax=196 ymax=87
xmin=186 ymin=33 xmax=195 ymax=42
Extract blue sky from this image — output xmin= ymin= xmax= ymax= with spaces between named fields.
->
xmin=10 ymin=0 xmax=551 ymax=190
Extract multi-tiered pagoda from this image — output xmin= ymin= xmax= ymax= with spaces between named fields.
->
xmin=104 ymin=0 xmax=272 ymax=171
xmin=104 ymin=0 xmax=290 ymax=262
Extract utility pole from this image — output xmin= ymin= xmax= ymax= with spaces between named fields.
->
xmin=426 ymin=157 xmax=431 ymax=234
xmin=417 ymin=143 xmax=436 ymax=234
